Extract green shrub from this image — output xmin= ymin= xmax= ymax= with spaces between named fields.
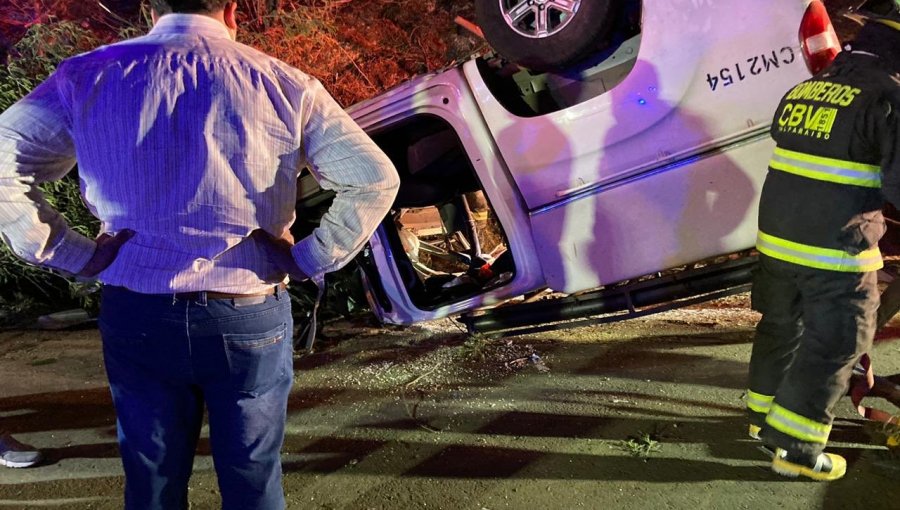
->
xmin=0 ymin=20 xmax=113 ymax=320
xmin=0 ymin=20 xmax=105 ymax=110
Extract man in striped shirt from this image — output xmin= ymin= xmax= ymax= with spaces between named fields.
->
xmin=0 ymin=1 xmax=399 ymax=508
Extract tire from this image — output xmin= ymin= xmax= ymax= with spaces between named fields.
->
xmin=475 ymin=0 xmax=620 ymax=71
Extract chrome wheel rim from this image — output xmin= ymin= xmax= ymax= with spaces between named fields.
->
xmin=500 ymin=0 xmax=581 ymax=39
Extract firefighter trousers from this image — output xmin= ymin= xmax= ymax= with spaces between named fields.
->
xmin=747 ymin=254 xmax=878 ymax=458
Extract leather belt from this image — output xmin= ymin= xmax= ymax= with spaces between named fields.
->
xmin=173 ymin=282 xmax=287 ymax=301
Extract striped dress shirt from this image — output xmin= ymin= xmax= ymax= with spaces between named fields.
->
xmin=0 ymin=14 xmax=399 ymax=294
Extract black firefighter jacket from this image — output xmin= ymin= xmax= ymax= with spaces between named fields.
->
xmin=756 ymin=22 xmax=900 ymax=273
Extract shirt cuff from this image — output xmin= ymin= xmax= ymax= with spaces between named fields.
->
xmin=50 ymin=229 xmax=96 ymax=275
xmin=290 ymin=236 xmax=332 ymax=281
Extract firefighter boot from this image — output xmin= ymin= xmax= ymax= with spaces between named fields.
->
xmin=747 ymin=425 xmax=778 ymax=459
xmin=749 ymin=425 xmax=762 ymax=440
xmin=772 ymin=448 xmax=847 ymax=481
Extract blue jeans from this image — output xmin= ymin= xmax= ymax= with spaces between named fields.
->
xmin=99 ymin=286 xmax=293 ymax=510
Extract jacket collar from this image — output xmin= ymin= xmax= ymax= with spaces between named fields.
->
xmin=149 ymin=13 xmax=233 ymax=40
xmin=848 ymin=21 xmax=900 ymax=75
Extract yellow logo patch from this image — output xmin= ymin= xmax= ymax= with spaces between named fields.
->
xmin=777 ymin=103 xmax=838 ymax=139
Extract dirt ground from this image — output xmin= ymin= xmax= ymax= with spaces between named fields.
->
xmin=1 ymin=294 xmax=898 ymax=509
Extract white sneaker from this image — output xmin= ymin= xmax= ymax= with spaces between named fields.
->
xmin=0 ymin=433 xmax=42 ymax=468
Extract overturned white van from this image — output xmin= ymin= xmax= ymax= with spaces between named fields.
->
xmin=296 ymin=0 xmax=842 ymax=336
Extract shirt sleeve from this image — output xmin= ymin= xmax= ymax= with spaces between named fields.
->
xmin=0 ymin=71 xmax=96 ymax=275
xmin=290 ymin=78 xmax=400 ymax=278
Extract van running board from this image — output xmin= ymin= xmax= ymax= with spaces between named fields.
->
xmin=458 ymin=255 xmax=758 ymax=336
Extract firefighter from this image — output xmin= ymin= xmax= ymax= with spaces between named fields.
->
xmin=746 ymin=0 xmax=900 ymax=481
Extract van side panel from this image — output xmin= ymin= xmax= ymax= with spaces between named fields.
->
xmin=465 ymin=0 xmax=815 ymax=293
xmin=466 ymin=0 xmax=812 ymax=210
xmin=531 ymin=136 xmax=772 ymax=292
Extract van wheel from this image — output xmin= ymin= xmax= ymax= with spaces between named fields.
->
xmin=475 ymin=0 xmax=619 ymax=71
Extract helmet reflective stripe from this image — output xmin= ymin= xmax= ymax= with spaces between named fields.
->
xmin=756 ymin=231 xmax=883 ymax=272
xmin=765 ymin=403 xmax=832 ymax=444
xmin=770 ymin=147 xmax=882 ymax=188
xmin=747 ymin=390 xmax=774 ymax=414
xmin=876 ymin=18 xmax=900 ymax=29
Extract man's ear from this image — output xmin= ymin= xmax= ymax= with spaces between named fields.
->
xmin=151 ymin=8 xmax=160 ymax=25
xmin=223 ymin=2 xmax=238 ymax=31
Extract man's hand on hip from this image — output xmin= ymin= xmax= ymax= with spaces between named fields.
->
xmin=78 ymin=229 xmax=136 ymax=278
xmin=251 ymin=229 xmax=310 ymax=282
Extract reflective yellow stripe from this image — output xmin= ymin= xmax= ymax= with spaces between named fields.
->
xmin=747 ymin=390 xmax=774 ymax=414
xmin=877 ymin=19 xmax=900 ymax=31
xmin=757 ymin=231 xmax=883 ymax=273
xmin=765 ymin=403 xmax=831 ymax=444
xmin=770 ymin=147 xmax=881 ymax=188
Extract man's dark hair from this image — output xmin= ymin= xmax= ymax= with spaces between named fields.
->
xmin=149 ymin=0 xmax=232 ymax=15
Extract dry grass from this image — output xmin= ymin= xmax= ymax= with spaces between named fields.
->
xmin=1 ymin=1 xmax=485 ymax=106
xmin=238 ymin=0 xmax=485 ymax=105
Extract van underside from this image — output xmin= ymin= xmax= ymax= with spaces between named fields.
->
xmin=459 ymin=253 xmax=757 ymax=336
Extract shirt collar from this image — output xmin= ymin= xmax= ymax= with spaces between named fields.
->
xmin=149 ymin=13 xmax=233 ymax=40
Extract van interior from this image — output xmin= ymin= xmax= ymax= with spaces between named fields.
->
xmin=292 ymin=114 xmax=516 ymax=311
xmin=368 ymin=115 xmax=515 ymax=310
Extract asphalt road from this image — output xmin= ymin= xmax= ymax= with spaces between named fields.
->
xmin=1 ymin=295 xmax=898 ymax=509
